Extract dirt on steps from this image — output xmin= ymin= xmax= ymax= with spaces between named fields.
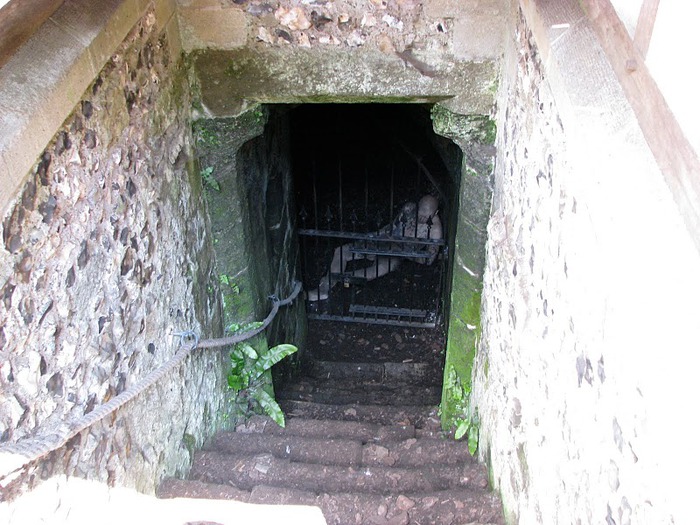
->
xmin=207 ymin=431 xmax=479 ymax=468
xmin=157 ymin=321 xmax=504 ymax=525
xmin=158 ymin=479 xmax=503 ymax=525
xmin=278 ymin=379 xmax=442 ymax=406
xmin=278 ymin=399 xmax=441 ymax=427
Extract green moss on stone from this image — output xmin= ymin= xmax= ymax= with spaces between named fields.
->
xmin=441 ymin=265 xmax=482 ymax=429
xmin=182 ymin=432 xmax=196 ymax=460
xmin=431 ymin=105 xmax=497 ymax=146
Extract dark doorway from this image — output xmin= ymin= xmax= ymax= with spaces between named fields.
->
xmin=290 ymin=104 xmax=456 ymax=329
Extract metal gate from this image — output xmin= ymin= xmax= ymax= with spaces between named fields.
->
xmin=297 ymin=165 xmax=447 ymax=328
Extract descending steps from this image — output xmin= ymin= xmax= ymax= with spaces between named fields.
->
xmin=158 ymin=358 xmax=503 ymax=525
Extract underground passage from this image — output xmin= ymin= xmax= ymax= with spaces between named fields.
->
xmin=2 ymin=1 xmax=700 ymax=524
xmin=291 ymin=104 xmax=456 ymax=328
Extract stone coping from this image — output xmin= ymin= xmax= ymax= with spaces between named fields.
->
xmin=194 ymin=47 xmax=498 ymax=118
xmin=0 ymin=0 xmax=180 ymax=219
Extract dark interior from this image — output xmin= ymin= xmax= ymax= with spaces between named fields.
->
xmin=288 ymin=103 xmax=460 ymax=363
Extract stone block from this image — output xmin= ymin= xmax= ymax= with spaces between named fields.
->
xmin=453 ymin=8 xmax=506 ymax=60
xmin=83 ymin=0 xmax=142 ymax=71
xmin=0 ymin=18 xmax=97 ymax=218
xmin=49 ymin=0 xmax=122 ymax=47
xmin=424 ymin=0 xmax=472 ymax=18
xmin=176 ymin=0 xmax=222 ymax=7
xmin=178 ymin=7 xmax=248 ymax=52
xmin=424 ymin=0 xmax=505 ymax=19
xmin=154 ymin=0 xmax=178 ymax=33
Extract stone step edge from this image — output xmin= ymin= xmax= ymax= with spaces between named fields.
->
xmin=157 ymin=479 xmax=504 ymax=525
xmin=235 ymin=414 xmax=417 ymax=442
xmin=306 ymin=360 xmax=443 ymax=386
xmin=205 ymin=431 xmax=475 ymax=468
xmin=190 ymin=450 xmax=490 ymax=494
xmin=278 ymin=399 xmax=442 ymax=427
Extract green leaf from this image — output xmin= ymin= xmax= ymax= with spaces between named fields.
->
xmin=251 ymin=389 xmax=286 ymax=427
xmin=227 ymin=374 xmax=246 ymax=393
xmin=226 ymin=322 xmax=242 ymax=334
xmin=201 ymin=167 xmax=220 ymax=192
xmin=467 ymin=424 xmax=479 ymax=456
xmin=249 ymin=344 xmax=297 ymax=381
xmin=238 ymin=343 xmax=258 ymax=360
xmin=455 ymin=420 xmax=470 ymax=440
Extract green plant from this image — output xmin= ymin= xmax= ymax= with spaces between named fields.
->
xmin=195 ymin=126 xmax=221 ymax=147
xmin=226 ymin=325 xmax=297 ymax=427
xmin=444 ymin=365 xmax=479 ymax=455
xmin=201 ymin=166 xmax=220 ymax=192
xmin=219 ymin=274 xmax=240 ymax=294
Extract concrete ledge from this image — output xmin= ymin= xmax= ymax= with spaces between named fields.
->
xmin=194 ymin=47 xmax=497 ymax=117
xmin=0 ymin=0 xmax=178 ymax=219
xmin=521 ymin=0 xmax=700 ymax=253
xmin=0 ymin=0 xmax=64 ymax=68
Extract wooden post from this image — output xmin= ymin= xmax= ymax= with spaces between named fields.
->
xmin=634 ymin=0 xmax=660 ymax=58
xmin=580 ymin=0 xmax=700 ymax=253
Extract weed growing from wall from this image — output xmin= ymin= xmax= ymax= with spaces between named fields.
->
xmin=226 ymin=322 xmax=297 ymax=427
xmin=200 ymin=166 xmax=220 ymax=192
xmin=444 ymin=365 xmax=480 ymax=455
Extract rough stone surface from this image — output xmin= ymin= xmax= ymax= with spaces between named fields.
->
xmin=178 ymin=6 xmax=249 ymax=49
xmin=0 ymin=7 xmax=228 ymax=511
xmin=192 ymin=106 xmax=308 ymax=401
xmin=177 ymin=1 xmax=502 ymax=117
xmin=159 ymin=357 xmax=504 ymax=525
xmin=0 ymin=0 xmax=180 ymax=220
xmin=474 ymin=3 xmax=700 ymax=525
xmin=193 ymin=47 xmax=498 ymax=116
xmin=177 ymin=0 xmax=505 ymax=64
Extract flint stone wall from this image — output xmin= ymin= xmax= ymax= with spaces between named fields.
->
xmin=0 ymin=7 xmax=229 ymax=500
xmin=474 ymin=3 xmax=700 ymax=524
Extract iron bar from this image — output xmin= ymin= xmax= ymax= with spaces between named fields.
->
xmin=338 ymin=160 xmax=343 ymax=230
xmin=297 ymin=229 xmax=445 ymax=246
xmin=312 ymin=161 xmax=319 ymax=231
xmin=389 ymin=162 xmax=395 ymax=274
xmin=349 ymin=246 xmax=433 ymax=259
xmin=307 ymin=312 xmax=436 ymax=329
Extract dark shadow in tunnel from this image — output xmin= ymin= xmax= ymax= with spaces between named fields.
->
xmin=288 ymin=104 xmax=459 ymax=364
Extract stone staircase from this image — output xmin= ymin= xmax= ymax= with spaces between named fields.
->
xmin=158 ymin=358 xmax=504 ymax=525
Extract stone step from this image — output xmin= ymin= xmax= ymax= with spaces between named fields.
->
xmin=190 ymin=450 xmax=489 ymax=495
xmin=306 ymin=360 xmax=443 ymax=386
xmin=236 ymin=415 xmax=416 ymax=442
xmin=278 ymin=399 xmax=441 ymax=428
xmin=158 ymin=479 xmax=504 ymax=525
xmin=206 ymin=431 xmax=475 ymax=468
xmin=277 ymin=380 xmax=442 ymax=406
xmin=206 ymin=431 xmax=363 ymax=466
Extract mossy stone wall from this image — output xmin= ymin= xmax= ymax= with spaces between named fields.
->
xmin=432 ymin=107 xmax=495 ymax=432
xmin=193 ymin=106 xmax=306 ymax=394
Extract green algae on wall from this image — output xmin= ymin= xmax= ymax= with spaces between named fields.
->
xmin=193 ymin=106 xmax=268 ymax=326
xmin=192 ymin=103 xmax=307 ymax=425
xmin=433 ymin=106 xmax=494 ymax=438
xmin=432 ymin=105 xmax=497 ymax=147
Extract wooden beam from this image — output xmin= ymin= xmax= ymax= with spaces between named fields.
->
xmin=634 ymin=0 xmax=660 ymax=58
xmin=0 ymin=0 xmax=65 ymax=69
xmin=580 ymin=0 xmax=700 ymax=253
